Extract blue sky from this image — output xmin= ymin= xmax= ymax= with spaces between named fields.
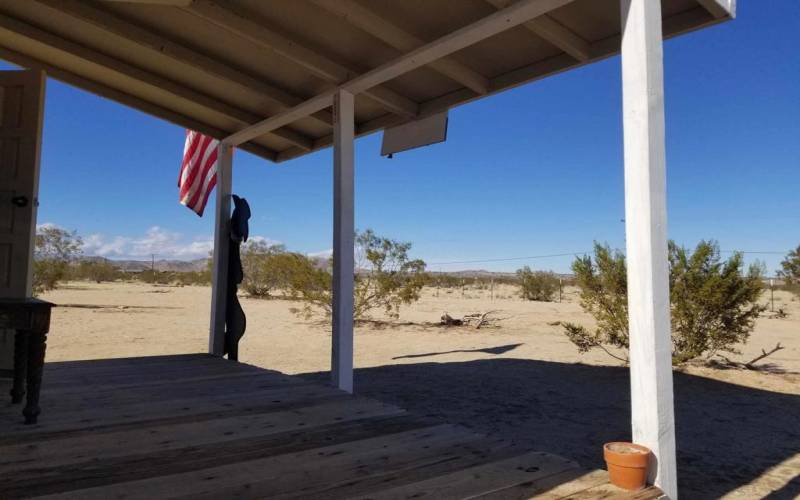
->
xmin=4 ymin=1 xmax=799 ymax=273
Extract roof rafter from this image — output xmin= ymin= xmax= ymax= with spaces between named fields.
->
xmin=277 ymin=3 xmax=722 ymax=163
xmin=0 ymin=46 xmax=277 ymax=161
xmin=227 ymin=0 xmax=576 ymax=148
xmin=0 ymin=10 xmax=314 ymax=151
xmin=311 ymin=0 xmax=489 ymax=95
xmin=186 ymin=0 xmax=419 ymax=118
xmin=484 ymin=0 xmax=591 ymax=62
xmin=33 ymin=0 xmax=333 ymax=130
xmin=101 ymin=0 xmax=192 ymax=5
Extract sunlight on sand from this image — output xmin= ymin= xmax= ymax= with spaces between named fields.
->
xmin=722 ymin=453 xmax=800 ymax=499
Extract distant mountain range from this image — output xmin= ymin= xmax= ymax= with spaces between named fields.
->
xmin=80 ymin=256 xmax=570 ymax=277
xmin=80 ymin=256 xmax=208 ymax=272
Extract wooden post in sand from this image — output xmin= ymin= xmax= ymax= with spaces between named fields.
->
xmin=620 ymin=0 xmax=677 ymax=497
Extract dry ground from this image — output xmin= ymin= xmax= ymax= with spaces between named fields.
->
xmin=22 ymin=282 xmax=800 ymax=498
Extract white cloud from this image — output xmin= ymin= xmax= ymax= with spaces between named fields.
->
xmin=82 ymin=234 xmax=130 ymax=257
xmin=81 ymin=226 xmax=276 ymax=261
xmin=36 ymin=222 xmax=65 ymax=231
xmin=247 ymin=235 xmax=283 ymax=247
xmin=307 ymin=248 xmax=333 ymax=259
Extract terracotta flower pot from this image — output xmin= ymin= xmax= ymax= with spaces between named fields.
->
xmin=603 ymin=442 xmax=651 ymax=491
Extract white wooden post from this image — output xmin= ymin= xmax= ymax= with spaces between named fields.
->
xmin=620 ymin=0 xmax=677 ymax=498
xmin=331 ymin=89 xmax=355 ymax=393
xmin=208 ymin=142 xmax=233 ymax=356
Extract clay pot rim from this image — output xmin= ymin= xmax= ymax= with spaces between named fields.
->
xmin=603 ymin=442 xmax=651 ymax=468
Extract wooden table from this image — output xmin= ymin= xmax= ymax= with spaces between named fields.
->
xmin=1 ymin=298 xmax=53 ymax=424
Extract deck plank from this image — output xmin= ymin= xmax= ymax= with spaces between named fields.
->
xmin=280 ymin=436 xmax=537 ymax=500
xmin=471 ymin=469 xmax=610 ymax=499
xmin=41 ymin=354 xmax=213 ymax=373
xmin=0 ymin=398 xmax=403 ymax=474
xmin=561 ymin=484 xmax=665 ymax=499
xmin=32 ymin=424 xmax=469 ymax=499
xmin=0 ymin=384 xmax=343 ymax=440
xmin=352 ymin=451 xmax=582 ymax=500
xmin=43 ymin=362 xmax=266 ymax=392
xmin=0 ymin=355 xmax=645 ymax=500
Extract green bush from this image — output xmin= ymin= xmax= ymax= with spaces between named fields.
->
xmin=288 ymin=229 xmax=427 ymax=320
xmin=516 ymin=267 xmax=559 ymax=302
xmin=778 ymin=245 xmax=800 ymax=298
xmin=72 ymin=260 xmax=121 ymax=283
xmin=175 ymin=270 xmax=211 ymax=286
xmin=33 ymin=226 xmax=83 ymax=294
xmin=561 ymin=241 xmax=765 ymax=364
xmin=240 ymin=241 xmax=291 ymax=297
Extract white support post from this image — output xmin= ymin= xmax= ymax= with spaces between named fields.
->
xmin=620 ymin=0 xmax=677 ymax=498
xmin=331 ymin=89 xmax=355 ymax=393
xmin=208 ymin=142 xmax=233 ymax=356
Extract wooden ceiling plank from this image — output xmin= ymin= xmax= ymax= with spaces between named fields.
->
xmin=185 ymin=0 xmax=419 ymax=118
xmin=0 ymin=45 xmax=277 ymax=161
xmin=100 ymin=0 xmax=193 ymax=6
xmin=484 ymin=0 xmax=591 ymax=62
xmin=32 ymin=0 xmax=332 ymax=130
xmin=228 ymin=0 xmax=576 ymax=147
xmin=276 ymin=4 xmax=726 ymax=164
xmin=311 ymin=0 xmax=489 ymax=95
xmin=0 ymin=10 xmax=313 ymax=151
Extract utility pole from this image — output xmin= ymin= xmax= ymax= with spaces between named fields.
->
xmin=151 ymin=254 xmax=156 ymax=284
xmin=559 ymin=278 xmax=563 ymax=303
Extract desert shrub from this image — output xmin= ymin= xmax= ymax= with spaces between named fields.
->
xmin=175 ymin=270 xmax=211 ymax=286
xmin=779 ymin=245 xmax=800 ymax=298
xmin=240 ymin=241 xmax=287 ymax=297
xmin=33 ymin=226 xmax=83 ymax=294
xmin=286 ymin=254 xmax=334 ymax=316
xmin=353 ymin=230 xmax=427 ymax=319
xmin=778 ymin=245 xmax=800 ymax=283
xmin=517 ymin=267 xmax=559 ymax=301
xmin=560 ymin=241 xmax=765 ymax=364
xmin=73 ymin=260 xmax=121 ymax=283
xmin=668 ymin=242 xmax=765 ymax=362
xmin=289 ymin=229 xmax=427 ymax=320
xmin=137 ymin=270 xmax=176 ymax=285
xmin=433 ymin=274 xmax=463 ymax=289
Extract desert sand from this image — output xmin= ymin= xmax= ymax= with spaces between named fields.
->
xmin=29 ymin=282 xmax=800 ymax=498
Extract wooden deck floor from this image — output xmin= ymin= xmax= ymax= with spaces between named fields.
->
xmin=0 ymin=355 xmax=663 ymax=499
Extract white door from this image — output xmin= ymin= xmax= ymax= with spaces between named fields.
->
xmin=0 ymin=70 xmax=45 ymax=299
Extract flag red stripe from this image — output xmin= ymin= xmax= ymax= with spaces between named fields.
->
xmin=180 ymin=135 xmax=215 ymax=202
xmin=177 ymin=130 xmax=200 ymax=186
xmin=196 ymin=173 xmax=217 ymax=217
xmin=178 ymin=130 xmax=220 ymax=216
xmin=180 ymin=134 xmax=214 ymax=201
xmin=187 ymin=147 xmax=218 ymax=209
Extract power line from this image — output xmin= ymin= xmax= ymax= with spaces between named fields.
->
xmin=428 ymin=252 xmax=587 ymax=266
xmin=720 ymin=250 xmax=786 ymax=255
xmin=428 ymin=249 xmax=788 ymax=266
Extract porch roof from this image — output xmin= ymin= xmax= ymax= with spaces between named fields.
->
xmin=0 ymin=0 xmax=734 ymax=162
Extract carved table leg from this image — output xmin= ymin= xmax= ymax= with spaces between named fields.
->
xmin=22 ymin=329 xmax=47 ymax=425
xmin=10 ymin=330 xmax=28 ymax=404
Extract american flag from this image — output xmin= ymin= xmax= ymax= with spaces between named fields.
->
xmin=178 ymin=130 xmax=219 ymax=217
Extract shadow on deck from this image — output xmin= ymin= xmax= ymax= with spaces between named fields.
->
xmin=0 ymin=354 xmax=660 ymax=499
xmin=299 ymin=357 xmax=800 ymax=500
